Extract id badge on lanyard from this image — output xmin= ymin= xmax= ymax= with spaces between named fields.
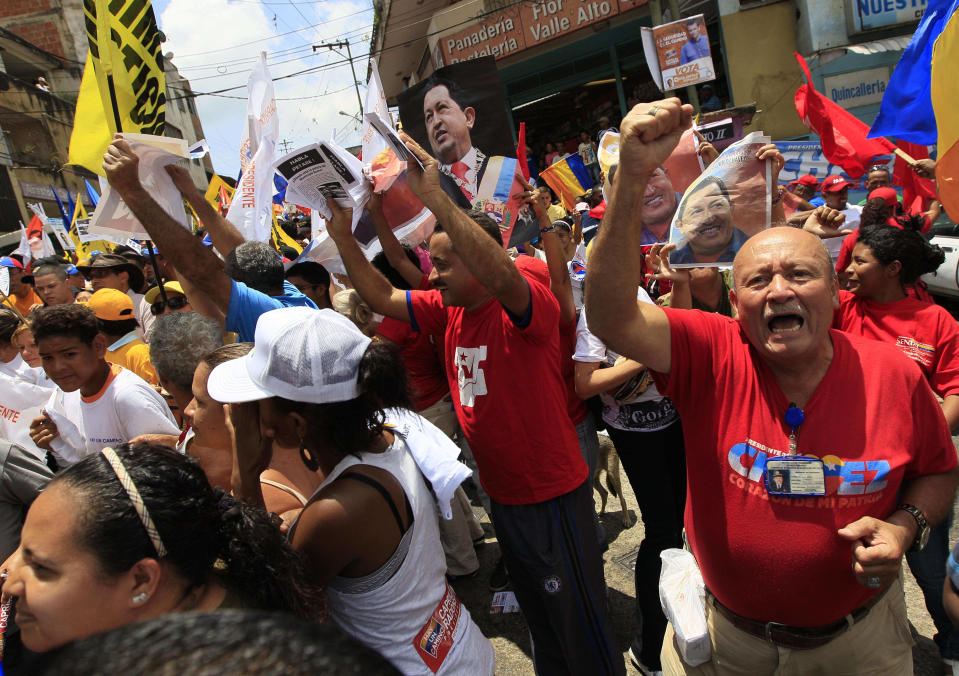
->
xmin=764 ymin=404 xmax=826 ymax=497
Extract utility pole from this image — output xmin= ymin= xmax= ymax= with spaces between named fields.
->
xmin=313 ymin=40 xmax=364 ymax=118
xmin=278 ymin=138 xmax=294 ymax=154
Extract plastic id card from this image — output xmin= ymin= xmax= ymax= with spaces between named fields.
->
xmin=765 ymin=456 xmax=826 ymax=497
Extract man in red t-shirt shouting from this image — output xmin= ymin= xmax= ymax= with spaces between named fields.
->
xmin=587 ymin=97 xmax=959 ymax=674
xmin=327 ymin=138 xmax=623 ymax=675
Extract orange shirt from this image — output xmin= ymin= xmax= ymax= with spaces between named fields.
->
xmin=3 ymin=288 xmax=40 ymax=316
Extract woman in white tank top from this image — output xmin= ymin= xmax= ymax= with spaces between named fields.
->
xmin=207 ymin=308 xmax=494 ymax=675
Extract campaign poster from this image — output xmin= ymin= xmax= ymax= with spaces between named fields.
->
xmin=397 ymin=56 xmax=525 ymax=247
xmin=641 ymin=14 xmax=716 ymax=91
xmin=595 ymin=128 xmax=704 ymax=245
xmin=667 ymin=131 xmax=772 ymax=268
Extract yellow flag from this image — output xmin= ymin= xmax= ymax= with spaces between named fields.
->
xmin=68 ymin=0 xmax=166 ymax=174
xmin=271 ymin=213 xmax=303 ymax=255
xmin=204 ymin=175 xmax=235 ymax=213
xmin=70 ymin=194 xmax=114 ymax=260
xmin=932 ymin=9 xmax=959 ymax=219
xmin=68 ymin=59 xmax=113 ymax=175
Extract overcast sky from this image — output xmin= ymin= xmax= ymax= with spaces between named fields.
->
xmin=153 ymin=0 xmax=373 ymax=178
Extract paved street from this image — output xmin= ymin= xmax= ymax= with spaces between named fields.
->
xmin=452 ymin=456 xmax=959 ymax=675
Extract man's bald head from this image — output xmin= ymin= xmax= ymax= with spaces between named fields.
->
xmin=732 ymin=227 xmax=833 ymax=289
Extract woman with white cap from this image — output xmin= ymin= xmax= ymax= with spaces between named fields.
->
xmin=208 ymin=306 xmax=493 ymax=675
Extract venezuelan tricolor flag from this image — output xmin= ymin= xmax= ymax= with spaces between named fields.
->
xmin=540 ymin=154 xmax=594 ymax=211
xmin=932 ymin=6 xmax=959 ymax=218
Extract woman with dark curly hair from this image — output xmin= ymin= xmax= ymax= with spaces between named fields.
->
xmin=0 ymin=442 xmax=322 ymax=656
xmin=835 ymin=215 xmax=959 ymax=670
xmin=214 ymin=307 xmax=493 ymax=675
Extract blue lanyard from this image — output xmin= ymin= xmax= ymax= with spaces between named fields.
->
xmin=784 ymin=403 xmax=805 ymax=455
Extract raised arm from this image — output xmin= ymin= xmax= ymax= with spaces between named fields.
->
xmin=325 ymin=199 xmax=409 ymax=322
xmin=369 ymin=192 xmax=423 ymax=289
xmin=102 ymin=138 xmax=232 ymax=313
xmin=400 ymin=131 xmax=531 ymax=318
xmin=585 ymin=99 xmax=693 ymax=373
xmin=528 ymin=184 xmax=575 ymax=323
xmin=166 ymin=165 xmax=246 ymax=257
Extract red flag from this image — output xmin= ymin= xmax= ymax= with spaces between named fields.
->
xmin=25 ymin=214 xmax=44 ymax=242
xmin=892 ymin=139 xmax=937 ymax=214
xmin=517 ymin=122 xmax=530 ymax=182
xmin=794 ymin=53 xmax=897 ymax=178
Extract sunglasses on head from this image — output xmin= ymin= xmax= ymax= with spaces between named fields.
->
xmin=150 ymin=295 xmax=189 ymax=316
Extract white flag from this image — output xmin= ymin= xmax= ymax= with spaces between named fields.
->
xmin=226 ymin=53 xmax=279 ymax=243
xmin=14 ymin=223 xmax=31 ymax=260
xmin=362 ymin=58 xmax=390 ymax=164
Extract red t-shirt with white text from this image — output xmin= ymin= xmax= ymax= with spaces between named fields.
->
xmin=835 ymin=290 xmax=959 ymax=398
xmin=652 ymin=308 xmax=957 ymax=626
xmin=408 ymin=280 xmax=587 ymax=505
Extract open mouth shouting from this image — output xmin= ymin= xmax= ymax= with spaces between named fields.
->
xmin=764 ymin=302 xmax=806 ymax=334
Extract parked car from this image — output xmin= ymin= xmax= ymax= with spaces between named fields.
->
xmin=923 ymin=223 xmax=959 ymax=300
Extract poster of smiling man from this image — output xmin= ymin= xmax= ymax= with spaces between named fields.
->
xmin=641 ymin=14 xmax=716 ymax=91
xmin=667 ymin=131 xmax=772 ymax=267
xmin=397 ymin=56 xmax=525 ymax=246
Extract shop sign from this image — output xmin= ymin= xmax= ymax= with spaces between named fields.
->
xmin=848 ymin=0 xmax=926 ymax=33
xmin=822 ymin=67 xmax=889 ymax=109
xmin=439 ymin=0 xmax=648 ymax=64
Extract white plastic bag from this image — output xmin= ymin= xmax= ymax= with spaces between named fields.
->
xmin=659 ymin=548 xmax=711 ymax=666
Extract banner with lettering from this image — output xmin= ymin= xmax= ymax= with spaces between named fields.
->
xmin=0 ymin=372 xmax=54 ymax=461
xmin=68 ymin=0 xmax=166 ymax=175
xmin=397 ymin=57 xmax=525 ymax=247
xmin=438 ymin=0 xmax=646 ymax=65
xmin=642 ymin=14 xmax=716 ymax=91
xmin=226 ymin=53 xmax=279 ymax=243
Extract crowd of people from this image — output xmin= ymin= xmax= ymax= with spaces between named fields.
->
xmin=0 ymin=93 xmax=954 ymax=676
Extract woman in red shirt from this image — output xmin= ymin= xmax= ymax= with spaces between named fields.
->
xmin=837 ymin=216 xmax=959 ymax=671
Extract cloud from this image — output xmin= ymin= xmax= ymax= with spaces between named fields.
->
xmin=157 ymin=0 xmax=373 ymax=178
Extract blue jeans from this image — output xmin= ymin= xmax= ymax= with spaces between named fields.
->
xmin=906 ymin=513 xmax=959 ymax=660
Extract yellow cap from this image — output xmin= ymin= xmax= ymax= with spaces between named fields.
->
xmin=83 ymin=288 xmax=135 ymax=322
xmin=144 ymin=281 xmax=185 ymax=305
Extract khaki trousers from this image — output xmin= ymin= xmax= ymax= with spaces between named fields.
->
xmin=661 ymin=577 xmax=913 ymax=676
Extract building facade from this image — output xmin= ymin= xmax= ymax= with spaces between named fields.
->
xmin=0 ymin=0 xmax=213 ymax=240
xmin=371 ymin=0 xmax=921 ymax=155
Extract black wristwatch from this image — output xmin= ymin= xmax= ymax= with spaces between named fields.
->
xmin=897 ymin=503 xmax=930 ymax=552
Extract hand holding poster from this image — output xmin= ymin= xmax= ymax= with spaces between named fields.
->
xmin=397 ymin=56 xmax=526 ymax=247
xmin=642 ymin=14 xmax=716 ymax=91
xmin=274 ymin=141 xmax=368 ymax=218
xmin=668 ymin=131 xmax=772 ymax=267
xmin=88 ymin=133 xmax=190 ymax=242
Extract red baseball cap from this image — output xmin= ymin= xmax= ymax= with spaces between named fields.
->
xmin=788 ymin=174 xmax=819 ymax=188
xmin=821 ymin=175 xmax=853 ymax=193
xmin=0 ymin=257 xmax=24 ymax=270
xmin=868 ymin=187 xmax=899 ymax=210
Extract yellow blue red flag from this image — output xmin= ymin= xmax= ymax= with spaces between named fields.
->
xmin=540 ymin=154 xmax=594 ymax=212
xmin=931 ymin=7 xmax=959 ymax=218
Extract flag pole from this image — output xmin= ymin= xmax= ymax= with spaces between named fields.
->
xmin=104 ymin=66 xmax=168 ymax=304
xmin=893 ymin=148 xmax=918 ymax=165
xmin=0 ymin=290 xmax=28 ymax=324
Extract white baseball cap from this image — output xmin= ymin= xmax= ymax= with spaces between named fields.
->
xmin=206 ymin=307 xmax=371 ymax=404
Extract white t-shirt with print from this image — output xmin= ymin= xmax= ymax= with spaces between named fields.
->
xmin=46 ymin=365 xmax=178 ymax=466
xmin=573 ymin=288 xmax=678 ymax=432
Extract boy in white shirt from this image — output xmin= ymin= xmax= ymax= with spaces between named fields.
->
xmin=28 ymin=304 xmax=178 ymax=467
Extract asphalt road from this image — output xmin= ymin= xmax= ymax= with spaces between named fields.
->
xmin=452 ymin=448 xmax=959 ymax=675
